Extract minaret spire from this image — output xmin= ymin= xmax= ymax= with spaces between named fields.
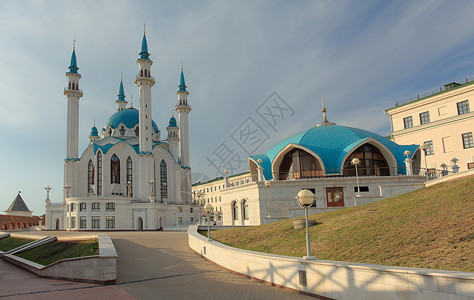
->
xmin=116 ymin=73 xmax=127 ymax=111
xmin=317 ymin=96 xmax=335 ymax=127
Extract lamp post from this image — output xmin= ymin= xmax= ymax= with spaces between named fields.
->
xmin=351 ymin=158 xmax=361 ymax=197
xmin=264 ymin=180 xmax=271 ymax=219
xmin=296 ymin=189 xmax=315 ymax=260
xmin=204 ymin=203 xmax=213 ymax=241
xmin=420 ymin=143 xmax=429 ymax=181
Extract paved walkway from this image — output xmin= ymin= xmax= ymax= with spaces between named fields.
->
xmin=1 ymin=231 xmax=314 ymax=299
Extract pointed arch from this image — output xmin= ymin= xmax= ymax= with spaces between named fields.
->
xmin=144 ymin=69 xmax=147 ymax=77
xmin=97 ymin=151 xmax=103 ymax=196
xmin=111 ymin=154 xmax=120 ymax=184
xmin=72 ymin=82 xmax=75 ymax=90
xmin=87 ymin=159 xmax=94 ymax=195
xmin=343 ymin=143 xmax=390 ymax=176
xmin=127 ymin=156 xmax=133 ymax=196
xmin=160 ymin=160 xmax=167 ymax=201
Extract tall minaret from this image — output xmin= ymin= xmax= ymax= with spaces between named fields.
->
xmin=134 ymin=27 xmax=156 ymax=201
xmin=175 ymin=63 xmax=191 ymax=167
xmin=64 ymin=41 xmax=83 ymax=200
xmin=134 ymin=27 xmax=155 ymax=154
xmin=64 ymin=41 xmax=83 ymax=159
xmin=116 ymin=74 xmax=127 ymax=111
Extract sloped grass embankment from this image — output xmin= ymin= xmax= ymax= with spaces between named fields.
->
xmin=210 ymin=176 xmax=474 ymax=272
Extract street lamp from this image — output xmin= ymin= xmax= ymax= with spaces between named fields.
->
xmin=204 ymin=203 xmax=214 ymax=241
xmin=351 ymin=158 xmax=361 ymax=197
xmin=264 ymin=180 xmax=271 ymax=219
xmin=296 ymin=189 xmax=315 ymax=260
xmin=420 ymin=143 xmax=429 ymax=181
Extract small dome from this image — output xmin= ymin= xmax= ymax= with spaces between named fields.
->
xmin=105 ymin=107 xmax=159 ymax=133
xmin=90 ymin=126 xmax=98 ymax=137
xmin=251 ymin=124 xmax=419 ymax=177
xmin=168 ymin=116 xmax=177 ymax=127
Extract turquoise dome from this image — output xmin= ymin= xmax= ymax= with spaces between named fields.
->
xmin=168 ymin=116 xmax=177 ymax=127
xmin=105 ymin=108 xmax=159 ymax=133
xmin=90 ymin=126 xmax=98 ymax=137
xmin=250 ymin=124 xmax=419 ymax=178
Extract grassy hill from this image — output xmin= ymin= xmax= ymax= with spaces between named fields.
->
xmin=211 ymin=175 xmax=474 ymax=272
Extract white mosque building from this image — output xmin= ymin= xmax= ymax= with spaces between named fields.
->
xmin=45 ymin=32 xmax=199 ymax=230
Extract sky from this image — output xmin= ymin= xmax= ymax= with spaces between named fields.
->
xmin=2 ymin=0 xmax=474 ymax=216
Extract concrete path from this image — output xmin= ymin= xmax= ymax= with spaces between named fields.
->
xmin=1 ymin=231 xmax=314 ymax=299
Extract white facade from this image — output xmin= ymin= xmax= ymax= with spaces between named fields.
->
xmin=45 ymin=33 xmax=198 ymax=231
xmin=386 ymin=80 xmax=474 ymax=172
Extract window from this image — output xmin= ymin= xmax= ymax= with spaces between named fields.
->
xmin=343 ymin=144 xmax=390 ymax=176
xmin=79 ymin=203 xmax=87 ymax=212
xmin=232 ymin=201 xmax=239 ymax=220
xmin=111 ymin=154 xmax=120 ymax=184
xmin=92 ymin=217 xmax=100 ymax=229
xmin=242 ymin=200 xmax=249 ymax=220
xmin=354 ymin=186 xmax=369 ymax=192
xmin=160 ymin=160 xmax=168 ymax=200
xmin=190 ymin=207 xmax=193 ymax=213
xmin=457 ymin=100 xmax=470 ymax=115
xmin=326 ymin=187 xmax=344 ymax=207
xmin=462 ymin=132 xmax=474 ymax=149
xmin=71 ymin=217 xmax=76 ymax=229
xmin=106 ymin=217 xmax=115 ymax=229
xmin=468 ymin=162 xmax=474 ymax=169
xmin=79 ymin=216 xmax=87 ymax=229
xmin=403 ymin=116 xmax=413 ymax=129
xmin=70 ymin=203 xmax=76 ymax=211
xmin=92 ymin=202 xmax=100 ymax=211
xmin=419 ymin=111 xmax=430 ymax=125
xmin=88 ymin=160 xmax=94 ymax=195
xmin=106 ymin=203 xmax=115 ymax=211
xmin=127 ymin=157 xmax=133 ymax=196
xmin=279 ymin=148 xmax=322 ymax=180
xmin=135 ymin=127 xmax=139 ymax=136
xmin=119 ymin=127 xmax=126 ymax=136
xmin=423 ymin=140 xmax=434 ymax=156
xmin=177 ymin=207 xmax=182 ymax=213
xmin=97 ymin=151 xmax=102 ymax=196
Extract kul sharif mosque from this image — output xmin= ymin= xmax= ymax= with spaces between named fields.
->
xmin=45 ymin=30 xmax=200 ymax=230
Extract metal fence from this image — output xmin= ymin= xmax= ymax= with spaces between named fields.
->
xmin=394 ymin=76 xmax=474 ymax=107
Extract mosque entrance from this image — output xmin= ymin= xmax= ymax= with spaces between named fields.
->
xmin=55 ymin=218 xmax=60 ymax=230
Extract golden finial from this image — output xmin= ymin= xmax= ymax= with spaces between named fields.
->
xmin=181 ymin=60 xmax=184 ymax=72
xmin=144 ymin=23 xmax=146 ymax=35
xmin=130 ymin=95 xmax=133 ymax=108
xmin=73 ymin=39 xmax=76 ymax=50
xmin=322 ymin=96 xmax=326 ymax=112
xmin=121 ymin=72 xmax=123 ymax=81
xmin=172 ymin=108 xmax=174 ymax=117
xmin=93 ymin=119 xmax=96 ymax=127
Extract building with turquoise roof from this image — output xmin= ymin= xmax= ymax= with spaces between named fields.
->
xmin=45 ymin=30 xmax=198 ymax=231
xmin=193 ymin=105 xmax=427 ymax=226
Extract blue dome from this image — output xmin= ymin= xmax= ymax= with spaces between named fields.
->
xmin=168 ymin=116 xmax=177 ymax=127
xmin=251 ymin=124 xmax=419 ymax=178
xmin=105 ymin=108 xmax=159 ymax=133
xmin=90 ymin=126 xmax=98 ymax=137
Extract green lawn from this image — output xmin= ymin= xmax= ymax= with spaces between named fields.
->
xmin=210 ymin=176 xmax=474 ymax=272
xmin=0 ymin=237 xmax=37 ymax=252
xmin=16 ymin=238 xmax=99 ymax=266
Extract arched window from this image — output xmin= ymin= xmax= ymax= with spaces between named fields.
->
xmin=68 ymin=82 xmax=71 ymax=89
xmin=88 ymin=160 xmax=94 ymax=195
xmin=111 ymin=154 xmax=120 ymax=184
xmin=127 ymin=157 xmax=133 ymax=196
xmin=232 ymin=201 xmax=239 ymax=220
xmin=119 ymin=127 xmax=126 ymax=136
xmin=97 ymin=151 xmax=102 ymax=196
xmin=144 ymin=69 xmax=148 ymax=77
xmin=140 ymin=69 xmax=143 ymax=77
xmin=72 ymin=82 xmax=75 ymax=90
xmin=343 ymin=144 xmax=390 ymax=176
xmin=242 ymin=200 xmax=249 ymax=220
xmin=76 ymin=83 xmax=79 ymax=90
xmin=279 ymin=148 xmax=322 ymax=180
xmin=160 ymin=160 xmax=167 ymax=200
xmin=135 ymin=127 xmax=139 ymax=136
